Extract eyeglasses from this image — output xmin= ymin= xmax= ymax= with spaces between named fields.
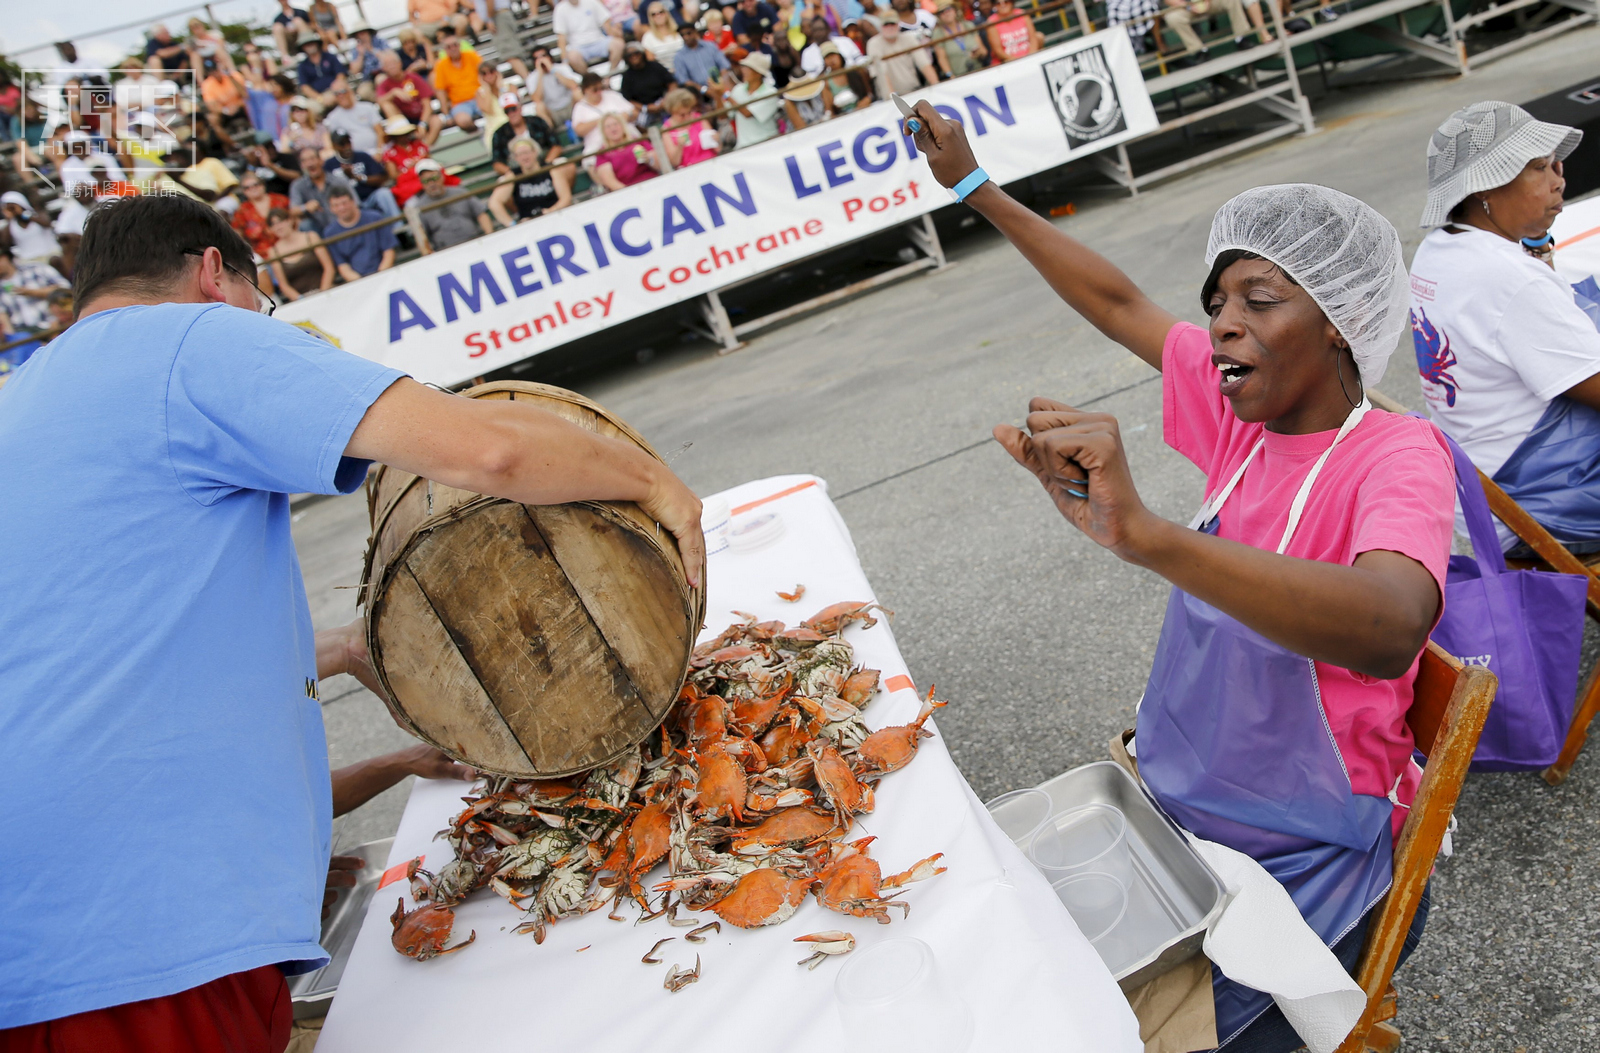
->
xmin=184 ymin=248 xmax=277 ymax=316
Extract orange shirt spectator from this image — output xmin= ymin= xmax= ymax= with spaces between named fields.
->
xmin=431 ymin=45 xmax=482 ymax=106
xmin=201 ymin=68 xmax=249 ymax=115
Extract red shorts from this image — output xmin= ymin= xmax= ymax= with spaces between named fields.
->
xmin=0 ymin=965 xmax=291 ymax=1053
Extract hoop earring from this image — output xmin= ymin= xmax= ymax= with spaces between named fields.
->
xmin=1335 ymin=347 xmax=1361 ymax=408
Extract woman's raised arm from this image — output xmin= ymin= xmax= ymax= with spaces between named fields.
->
xmin=906 ymin=101 xmax=1177 ymax=370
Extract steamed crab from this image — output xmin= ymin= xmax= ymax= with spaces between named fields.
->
xmin=389 ymin=598 xmax=948 ymax=964
xmin=391 ymin=898 xmax=476 ymax=960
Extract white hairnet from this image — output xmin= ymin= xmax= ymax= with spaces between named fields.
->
xmin=1421 ymin=101 xmax=1581 ymax=228
xmin=1205 ymin=184 xmax=1409 ymax=389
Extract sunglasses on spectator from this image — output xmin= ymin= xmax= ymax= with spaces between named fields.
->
xmin=184 ymin=249 xmax=277 ymax=316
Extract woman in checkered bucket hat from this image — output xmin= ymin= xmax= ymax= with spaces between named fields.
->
xmin=1409 ymin=100 xmax=1600 ymax=558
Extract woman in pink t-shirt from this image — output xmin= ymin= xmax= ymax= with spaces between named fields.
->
xmin=662 ymin=89 xmax=722 ymax=169
xmin=906 ymin=107 xmax=1454 ymax=1049
xmin=594 ymin=114 xmax=661 ymax=191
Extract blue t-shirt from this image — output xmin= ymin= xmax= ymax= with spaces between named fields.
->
xmin=0 ymin=303 xmax=404 ymax=1027
xmin=674 ymin=39 xmax=731 ymax=86
xmin=324 ymin=208 xmax=398 ymax=276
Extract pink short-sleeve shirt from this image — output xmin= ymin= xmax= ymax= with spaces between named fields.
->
xmin=1161 ymin=322 xmax=1456 ymax=835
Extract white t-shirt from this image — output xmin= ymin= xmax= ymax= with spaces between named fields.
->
xmin=323 ymin=101 xmax=385 ymax=154
xmin=554 ymin=0 xmax=613 ymax=47
xmin=800 ymin=35 xmax=863 ymax=75
xmin=1410 ymin=225 xmax=1600 ymax=546
xmin=53 ymin=198 xmax=91 ymax=237
xmin=7 ymin=217 xmax=62 ymax=263
xmin=531 ymin=63 xmax=579 ymax=112
xmin=571 ymin=88 xmax=634 ymax=155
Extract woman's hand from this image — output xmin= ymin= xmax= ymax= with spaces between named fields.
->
xmin=993 ymin=397 xmax=1160 ymax=559
xmin=904 ymin=99 xmax=979 ymax=189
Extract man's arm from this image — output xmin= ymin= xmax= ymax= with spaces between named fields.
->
xmin=377 ymin=248 xmax=395 ymax=271
xmin=345 ymin=378 xmax=705 ymax=584
xmin=338 ymin=262 xmax=362 ymax=282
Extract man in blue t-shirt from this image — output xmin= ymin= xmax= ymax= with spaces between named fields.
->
xmin=0 ymin=193 xmax=704 ymax=1045
xmin=322 ymin=186 xmax=396 ymax=281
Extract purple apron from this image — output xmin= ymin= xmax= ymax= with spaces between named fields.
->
xmin=1491 ymin=395 xmax=1600 ymax=551
xmin=1135 ymin=400 xmax=1396 ymax=1045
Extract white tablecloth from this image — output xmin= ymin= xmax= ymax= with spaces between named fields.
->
xmin=1552 ymin=196 xmax=1600 ymax=285
xmin=316 ymin=475 xmax=1143 ymax=1053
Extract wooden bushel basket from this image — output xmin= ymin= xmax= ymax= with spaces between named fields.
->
xmin=360 ymin=381 xmax=706 ymax=778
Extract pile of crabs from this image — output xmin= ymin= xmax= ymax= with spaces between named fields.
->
xmin=390 ymin=599 xmax=949 ymax=988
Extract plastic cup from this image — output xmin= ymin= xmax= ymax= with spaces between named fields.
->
xmin=1026 ymin=803 xmax=1133 ymax=890
xmin=1051 ymin=872 xmax=1130 ymax=943
xmin=700 ymin=497 xmax=730 ymax=556
xmin=984 ymin=788 xmax=1052 ymax=847
xmin=834 ymin=937 xmax=974 ymax=1053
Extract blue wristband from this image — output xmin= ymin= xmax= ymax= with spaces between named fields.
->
xmin=952 ymin=167 xmax=990 ymax=203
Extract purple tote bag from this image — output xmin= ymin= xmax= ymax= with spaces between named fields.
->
xmin=1431 ymin=428 xmax=1587 ymax=771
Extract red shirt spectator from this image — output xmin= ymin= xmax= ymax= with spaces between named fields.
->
xmin=382 ymin=129 xmax=457 ymax=204
xmin=375 ymin=67 xmax=435 ymax=124
xmin=232 ymin=176 xmax=290 ymax=256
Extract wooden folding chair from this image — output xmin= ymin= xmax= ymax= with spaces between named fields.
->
xmin=1366 ymin=389 xmax=1600 ymax=786
xmin=1333 ymin=642 xmax=1496 ymax=1053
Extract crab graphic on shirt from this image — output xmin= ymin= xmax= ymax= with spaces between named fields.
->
xmin=1411 ymin=308 xmax=1458 ymax=407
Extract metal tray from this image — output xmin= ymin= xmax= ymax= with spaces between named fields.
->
xmin=287 ymin=837 xmax=395 ymax=1020
xmin=1032 ymin=762 xmax=1227 ymax=992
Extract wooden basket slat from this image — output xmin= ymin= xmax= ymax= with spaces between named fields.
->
xmin=372 ymin=563 xmax=537 ymax=773
xmin=529 ymin=502 xmax=693 ymax=713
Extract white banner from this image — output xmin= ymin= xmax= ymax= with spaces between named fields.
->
xmin=276 ymin=30 xmax=1156 ymax=385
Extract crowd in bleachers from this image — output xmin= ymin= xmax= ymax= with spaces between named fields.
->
xmin=0 ymin=0 xmax=1359 ymax=358
xmin=0 ymin=0 xmax=1068 ymax=341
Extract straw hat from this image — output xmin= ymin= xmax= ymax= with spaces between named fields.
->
xmin=1421 ymin=101 xmax=1582 ymax=228
xmin=296 ymin=30 xmax=322 ymax=47
xmin=740 ymin=51 xmax=772 ymax=77
xmin=818 ymin=41 xmax=841 ymax=57
xmin=384 ymin=116 xmax=417 ymax=135
xmin=782 ymin=78 xmax=825 ymax=101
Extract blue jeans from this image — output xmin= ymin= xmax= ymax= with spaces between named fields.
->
xmin=362 ymin=186 xmax=401 ymax=220
xmin=1218 ymin=882 xmax=1432 ymax=1052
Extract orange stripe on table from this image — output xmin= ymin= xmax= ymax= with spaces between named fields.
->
xmin=379 ymin=856 xmax=422 ymax=890
xmin=1556 ymin=224 xmax=1600 ymax=250
xmin=884 ymin=674 xmax=916 ymax=694
xmin=731 ymin=479 xmax=818 ymax=516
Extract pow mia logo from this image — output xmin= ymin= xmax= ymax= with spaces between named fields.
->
xmin=1043 ymin=45 xmax=1127 ymax=150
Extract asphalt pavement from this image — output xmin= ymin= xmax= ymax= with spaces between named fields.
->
xmin=295 ymin=29 xmax=1600 ymax=1051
